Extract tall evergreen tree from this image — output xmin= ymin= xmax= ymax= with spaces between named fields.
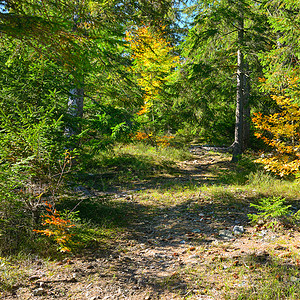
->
xmin=259 ymin=0 xmax=300 ymax=94
xmin=180 ymin=0 xmax=272 ymax=157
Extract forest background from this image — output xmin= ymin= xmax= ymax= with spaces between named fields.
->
xmin=0 ymin=0 xmax=300 ymax=263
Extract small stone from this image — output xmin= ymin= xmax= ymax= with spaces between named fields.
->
xmin=290 ymin=276 xmax=300 ymax=282
xmin=87 ymin=264 xmax=95 ymax=269
xmin=219 ymin=229 xmax=234 ymax=240
xmin=192 ymin=229 xmax=201 ymax=233
xmin=180 ymin=240 xmax=186 ymax=244
xmin=125 ymin=195 xmax=133 ymax=200
xmin=71 ymin=273 xmax=79 ymax=282
xmin=255 ymin=250 xmax=269 ymax=261
xmin=274 ymin=245 xmax=287 ymax=251
xmin=233 ymin=225 xmax=244 ymax=235
xmin=257 ymin=219 xmax=265 ymax=225
xmin=211 ymin=240 xmax=219 ymax=246
xmin=32 ymin=288 xmax=45 ymax=296
xmin=258 ymin=230 xmax=268 ymax=237
xmin=238 ymin=281 xmax=247 ymax=287
xmin=144 ymin=294 xmax=151 ymax=300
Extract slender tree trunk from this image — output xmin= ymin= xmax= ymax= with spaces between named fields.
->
xmin=66 ymin=85 xmax=84 ymax=137
xmin=66 ymin=2 xmax=84 ymax=139
xmin=232 ymin=9 xmax=245 ymax=162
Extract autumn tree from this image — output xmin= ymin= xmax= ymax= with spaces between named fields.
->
xmin=253 ymin=83 xmax=300 ymax=177
xmin=126 ymin=25 xmax=180 ymax=141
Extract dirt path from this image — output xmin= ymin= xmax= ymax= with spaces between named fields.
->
xmin=2 ymin=149 xmax=300 ymax=300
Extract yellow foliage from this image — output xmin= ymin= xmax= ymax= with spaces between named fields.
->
xmin=258 ymin=77 xmax=266 ymax=83
xmin=126 ymin=25 xmax=179 ymax=116
xmin=155 ymin=135 xmax=174 ymax=148
xmin=253 ymin=78 xmax=300 ymax=176
xmin=137 ymin=103 xmax=150 ymax=115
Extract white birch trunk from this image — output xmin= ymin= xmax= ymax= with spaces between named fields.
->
xmin=232 ymin=7 xmax=244 ymax=162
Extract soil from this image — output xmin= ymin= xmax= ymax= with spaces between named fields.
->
xmin=2 ymin=147 xmax=300 ymax=300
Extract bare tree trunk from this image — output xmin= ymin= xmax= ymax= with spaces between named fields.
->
xmin=66 ymin=85 xmax=84 ymax=137
xmin=66 ymin=1 xmax=84 ymax=139
xmin=232 ymin=9 xmax=244 ymax=162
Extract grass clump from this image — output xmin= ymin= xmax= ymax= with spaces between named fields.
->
xmin=234 ymin=255 xmax=300 ymax=300
xmin=0 ymin=253 xmax=35 ymax=294
xmin=247 ymin=170 xmax=300 ymax=199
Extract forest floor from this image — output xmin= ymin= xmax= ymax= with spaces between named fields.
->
xmin=1 ymin=145 xmax=300 ymax=299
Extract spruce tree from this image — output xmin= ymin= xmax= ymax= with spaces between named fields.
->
xmin=180 ymin=0 xmax=272 ymax=157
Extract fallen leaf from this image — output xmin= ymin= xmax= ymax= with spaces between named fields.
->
xmin=233 ymin=260 xmax=239 ymax=266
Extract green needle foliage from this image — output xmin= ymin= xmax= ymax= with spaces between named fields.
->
xmin=248 ymin=196 xmax=292 ymax=229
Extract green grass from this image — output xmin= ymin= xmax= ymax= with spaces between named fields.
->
xmin=0 ymin=253 xmax=45 ymax=293
xmin=179 ymin=253 xmax=300 ymax=300
xmin=78 ymin=142 xmax=192 ymax=190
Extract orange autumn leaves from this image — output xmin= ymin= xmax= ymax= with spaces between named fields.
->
xmin=34 ymin=202 xmax=76 ymax=253
xmin=133 ymin=131 xmax=174 ymax=148
xmin=253 ymin=80 xmax=300 ymax=177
